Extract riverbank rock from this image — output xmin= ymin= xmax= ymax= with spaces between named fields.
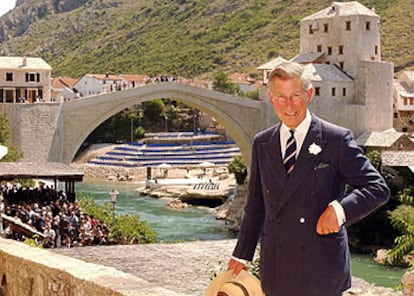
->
xmin=402 ymin=270 xmax=414 ymax=295
xmin=166 ymin=198 xmax=189 ymax=209
xmin=214 ymin=183 xmax=247 ymax=231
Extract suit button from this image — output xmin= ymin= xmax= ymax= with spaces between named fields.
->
xmin=299 ymin=217 xmax=305 ymax=224
xmin=266 ymin=189 xmax=270 ymax=195
xmin=276 ymin=217 xmax=283 ymax=224
xmin=276 ymin=244 xmax=283 ymax=251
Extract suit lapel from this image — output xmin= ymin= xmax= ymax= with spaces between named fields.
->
xmin=262 ymin=123 xmax=288 ymax=188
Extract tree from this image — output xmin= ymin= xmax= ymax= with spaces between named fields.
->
xmin=143 ymin=99 xmax=165 ymax=120
xmin=228 ymin=156 xmax=248 ymax=185
xmin=386 ymin=188 xmax=414 ymax=267
xmin=213 ymin=71 xmax=243 ymax=96
xmin=77 ymin=194 xmax=157 ymax=244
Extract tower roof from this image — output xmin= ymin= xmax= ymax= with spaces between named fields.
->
xmin=302 ymin=1 xmax=379 ymax=21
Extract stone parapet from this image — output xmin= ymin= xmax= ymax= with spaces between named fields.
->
xmin=0 ymin=238 xmax=186 ymax=296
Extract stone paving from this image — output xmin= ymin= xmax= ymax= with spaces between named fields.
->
xmin=52 ymin=239 xmax=402 ymax=296
xmin=52 ymin=239 xmax=236 ymax=296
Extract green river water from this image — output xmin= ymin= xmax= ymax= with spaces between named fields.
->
xmin=76 ymin=177 xmax=406 ymax=288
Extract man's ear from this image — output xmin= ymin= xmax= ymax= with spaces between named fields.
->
xmin=306 ymin=88 xmax=314 ymax=103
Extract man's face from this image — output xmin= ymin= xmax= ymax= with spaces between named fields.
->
xmin=268 ymin=76 xmax=313 ymax=129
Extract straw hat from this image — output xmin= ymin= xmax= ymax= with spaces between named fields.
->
xmin=205 ymin=270 xmax=265 ymax=296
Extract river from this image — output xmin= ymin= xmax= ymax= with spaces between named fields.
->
xmin=76 ymin=177 xmax=406 ymax=288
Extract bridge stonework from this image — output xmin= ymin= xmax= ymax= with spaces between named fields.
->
xmin=0 ymin=238 xmax=185 ymax=296
xmin=3 ymin=80 xmax=392 ymax=165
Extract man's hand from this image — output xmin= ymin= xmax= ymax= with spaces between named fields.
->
xmin=316 ymin=205 xmax=340 ymax=235
xmin=227 ymin=258 xmax=248 ymax=276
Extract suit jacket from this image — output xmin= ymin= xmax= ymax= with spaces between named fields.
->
xmin=232 ymin=114 xmax=390 ymax=296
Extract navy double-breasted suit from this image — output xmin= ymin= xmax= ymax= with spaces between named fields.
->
xmin=232 ymin=114 xmax=390 ymax=296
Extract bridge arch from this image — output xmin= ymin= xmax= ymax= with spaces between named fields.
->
xmin=61 ymin=82 xmax=270 ymax=164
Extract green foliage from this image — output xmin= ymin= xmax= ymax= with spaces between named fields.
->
xmin=386 ymin=188 xmax=414 ymax=267
xmin=246 ymin=89 xmax=260 ymax=100
xmin=0 ymin=113 xmax=23 ymax=161
xmin=1 ymin=146 xmax=23 ymax=162
xmin=77 ymin=193 xmax=157 ymax=244
xmin=134 ymin=126 xmax=146 ymax=139
xmin=1 ymin=0 xmax=413 ymax=79
xmin=228 ymin=156 xmax=248 ymax=185
xmin=24 ymin=235 xmax=43 ymax=248
xmin=77 ymin=193 xmax=113 ymax=224
xmin=213 ymin=71 xmax=242 ymax=96
xmin=366 ymin=150 xmax=382 ymax=169
xmin=110 ymin=214 xmax=157 ymax=244
xmin=143 ymin=99 xmax=165 ymax=120
xmin=0 ymin=114 xmax=10 ymax=144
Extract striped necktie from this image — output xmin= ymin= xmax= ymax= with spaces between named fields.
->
xmin=284 ymin=130 xmax=296 ymax=176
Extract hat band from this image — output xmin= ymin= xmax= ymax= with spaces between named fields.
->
xmin=218 ymin=282 xmax=249 ymax=296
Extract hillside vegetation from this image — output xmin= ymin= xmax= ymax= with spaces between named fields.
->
xmin=0 ymin=0 xmax=412 ymax=78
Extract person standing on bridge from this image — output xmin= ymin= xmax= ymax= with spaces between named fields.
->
xmin=226 ymin=61 xmax=390 ymax=296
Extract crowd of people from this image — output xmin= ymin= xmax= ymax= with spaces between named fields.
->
xmin=0 ymin=181 xmax=110 ymax=248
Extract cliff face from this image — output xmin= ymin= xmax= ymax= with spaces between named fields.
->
xmin=0 ymin=0 xmax=89 ymax=44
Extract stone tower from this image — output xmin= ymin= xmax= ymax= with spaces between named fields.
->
xmin=295 ymin=1 xmax=393 ymax=134
xmin=300 ymin=1 xmax=381 ymax=77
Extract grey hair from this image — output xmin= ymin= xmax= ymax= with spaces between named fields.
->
xmin=267 ymin=62 xmax=312 ymax=93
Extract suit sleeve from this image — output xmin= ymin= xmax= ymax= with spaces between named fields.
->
xmin=232 ymin=137 xmax=265 ymax=261
xmin=338 ymin=130 xmax=390 ymax=227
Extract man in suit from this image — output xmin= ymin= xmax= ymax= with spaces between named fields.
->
xmin=227 ymin=62 xmax=390 ymax=296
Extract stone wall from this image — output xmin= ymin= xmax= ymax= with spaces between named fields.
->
xmin=0 ymin=238 xmax=185 ymax=296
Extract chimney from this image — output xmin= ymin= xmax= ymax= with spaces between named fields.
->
xmin=22 ymin=56 xmax=27 ymax=66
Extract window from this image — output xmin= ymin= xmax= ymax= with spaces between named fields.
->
xmin=317 ymin=44 xmax=322 ymax=52
xmin=323 ymin=23 xmax=329 ymax=33
xmin=403 ymin=97 xmax=408 ymax=105
xmin=331 ymin=88 xmax=336 ymax=96
xmin=339 ymin=61 xmax=344 ymax=69
xmin=6 ymin=72 xmax=13 ymax=82
xmin=342 ymin=88 xmax=346 ymax=96
xmin=338 ymin=45 xmax=344 ymax=55
xmin=375 ymin=45 xmax=379 ymax=55
xmin=309 ymin=25 xmax=313 ymax=34
xmin=365 ymin=21 xmax=370 ymax=31
xmin=345 ymin=21 xmax=351 ymax=31
xmin=327 ymin=47 xmax=332 ymax=55
xmin=25 ymin=72 xmax=40 ymax=82
xmin=315 ymin=87 xmax=320 ymax=96
xmin=325 ymin=61 xmax=330 ymax=65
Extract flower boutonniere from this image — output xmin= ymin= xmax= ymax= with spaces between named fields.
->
xmin=308 ymin=143 xmax=322 ymax=155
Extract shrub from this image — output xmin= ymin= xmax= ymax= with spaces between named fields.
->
xmin=228 ymin=156 xmax=248 ymax=185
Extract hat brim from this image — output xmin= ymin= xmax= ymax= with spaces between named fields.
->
xmin=205 ymin=269 xmax=265 ymax=296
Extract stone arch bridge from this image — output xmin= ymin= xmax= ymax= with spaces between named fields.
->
xmin=4 ymin=82 xmax=275 ymax=164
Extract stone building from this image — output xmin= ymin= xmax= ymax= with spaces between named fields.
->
xmin=258 ymin=1 xmax=394 ymax=136
xmin=51 ymin=76 xmax=78 ymax=102
xmin=0 ymin=56 xmax=52 ymax=103
xmin=74 ymin=73 xmax=123 ymax=97
xmin=393 ymin=71 xmax=414 ymax=133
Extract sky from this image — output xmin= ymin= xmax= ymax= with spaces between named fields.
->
xmin=0 ymin=0 xmax=17 ymax=17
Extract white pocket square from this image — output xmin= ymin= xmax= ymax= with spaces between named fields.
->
xmin=313 ymin=162 xmax=330 ymax=170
